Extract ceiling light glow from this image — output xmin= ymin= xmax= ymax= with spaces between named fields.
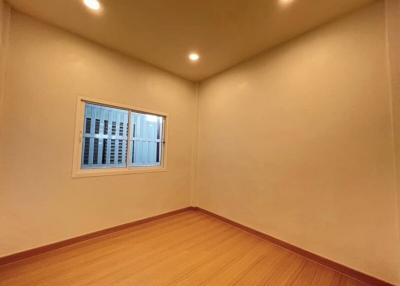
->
xmin=279 ymin=0 xmax=294 ymax=6
xmin=188 ymin=53 xmax=200 ymax=62
xmin=83 ymin=0 xmax=101 ymax=11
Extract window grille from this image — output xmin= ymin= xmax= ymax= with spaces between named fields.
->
xmin=129 ymin=112 xmax=163 ymax=167
xmin=80 ymin=102 xmax=164 ymax=170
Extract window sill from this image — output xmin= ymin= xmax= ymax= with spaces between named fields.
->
xmin=72 ymin=167 xmax=167 ymax=178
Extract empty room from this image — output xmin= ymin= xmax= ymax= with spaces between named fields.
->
xmin=0 ymin=0 xmax=399 ymax=285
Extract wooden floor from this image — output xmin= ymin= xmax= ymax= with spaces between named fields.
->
xmin=0 ymin=210 xmax=369 ymax=286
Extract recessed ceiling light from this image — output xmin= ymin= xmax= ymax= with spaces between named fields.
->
xmin=83 ymin=0 xmax=101 ymax=11
xmin=188 ymin=53 xmax=200 ymax=62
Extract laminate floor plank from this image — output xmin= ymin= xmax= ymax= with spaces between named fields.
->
xmin=0 ymin=210 xmax=373 ymax=286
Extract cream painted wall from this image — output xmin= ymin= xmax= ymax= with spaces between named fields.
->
xmin=0 ymin=0 xmax=10 ymax=111
xmin=0 ymin=11 xmax=196 ymax=257
xmin=0 ymin=0 xmax=3 ymax=109
xmin=196 ymin=2 xmax=400 ymax=284
xmin=386 ymin=0 xmax=400 ymax=253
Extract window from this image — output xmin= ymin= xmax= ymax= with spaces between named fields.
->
xmin=73 ymin=98 xmax=167 ymax=177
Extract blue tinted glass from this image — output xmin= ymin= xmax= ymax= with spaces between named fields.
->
xmin=81 ymin=103 xmax=128 ymax=169
xmin=130 ymin=112 xmax=164 ymax=167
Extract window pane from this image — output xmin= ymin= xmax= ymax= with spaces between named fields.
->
xmin=129 ymin=112 xmax=164 ymax=167
xmin=81 ymin=103 xmax=128 ymax=169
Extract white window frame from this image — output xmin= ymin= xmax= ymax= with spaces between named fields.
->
xmin=72 ymin=97 xmax=168 ymax=178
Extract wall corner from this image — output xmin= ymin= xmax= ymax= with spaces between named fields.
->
xmin=189 ymin=82 xmax=200 ymax=207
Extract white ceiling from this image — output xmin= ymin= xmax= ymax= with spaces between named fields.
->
xmin=7 ymin=0 xmax=375 ymax=81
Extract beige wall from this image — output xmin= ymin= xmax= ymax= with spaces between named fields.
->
xmin=0 ymin=0 xmax=10 ymax=111
xmin=0 ymin=11 xmax=196 ymax=257
xmin=386 ymin=0 xmax=400 ymax=260
xmin=196 ymin=2 xmax=400 ymax=284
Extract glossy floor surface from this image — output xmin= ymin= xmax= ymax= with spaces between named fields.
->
xmin=0 ymin=210 xmax=369 ymax=285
